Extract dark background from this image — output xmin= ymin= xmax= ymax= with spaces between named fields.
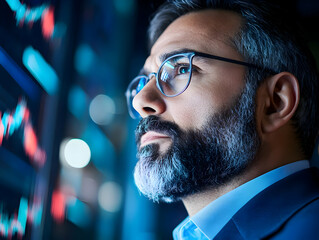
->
xmin=0 ymin=0 xmax=318 ymax=239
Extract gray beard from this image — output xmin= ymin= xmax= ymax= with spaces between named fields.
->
xmin=134 ymin=81 xmax=260 ymax=203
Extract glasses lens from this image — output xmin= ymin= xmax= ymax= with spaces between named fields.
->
xmin=125 ymin=76 xmax=147 ymax=119
xmin=158 ymin=54 xmax=192 ymax=96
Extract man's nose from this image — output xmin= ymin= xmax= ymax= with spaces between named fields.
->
xmin=132 ymin=78 xmax=166 ymax=118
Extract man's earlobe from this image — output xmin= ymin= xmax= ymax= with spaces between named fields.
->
xmin=261 ymin=72 xmax=300 ymax=133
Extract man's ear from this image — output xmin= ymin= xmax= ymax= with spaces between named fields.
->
xmin=260 ymin=72 xmax=300 ymax=133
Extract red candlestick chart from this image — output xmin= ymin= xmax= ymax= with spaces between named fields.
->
xmin=0 ymin=98 xmax=46 ymax=167
xmin=4 ymin=0 xmax=55 ymax=39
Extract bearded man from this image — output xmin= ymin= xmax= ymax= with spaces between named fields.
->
xmin=125 ymin=0 xmax=319 ymax=239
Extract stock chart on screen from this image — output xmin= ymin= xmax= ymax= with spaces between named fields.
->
xmin=0 ymin=46 xmax=48 ymax=240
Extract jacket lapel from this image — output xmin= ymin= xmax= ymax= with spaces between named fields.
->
xmin=214 ymin=167 xmax=319 ymax=240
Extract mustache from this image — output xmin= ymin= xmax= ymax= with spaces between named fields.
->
xmin=135 ymin=115 xmax=181 ymax=147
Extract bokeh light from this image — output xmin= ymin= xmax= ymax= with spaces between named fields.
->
xmin=98 ymin=181 xmax=122 ymax=212
xmin=89 ymin=94 xmax=116 ymax=125
xmin=63 ymin=138 xmax=91 ymax=168
xmin=22 ymin=46 xmax=59 ymax=95
xmin=68 ymin=85 xmax=87 ymax=119
xmin=74 ymin=43 xmax=95 ymax=75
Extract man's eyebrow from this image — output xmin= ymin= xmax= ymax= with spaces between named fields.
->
xmin=159 ymin=48 xmax=196 ymax=62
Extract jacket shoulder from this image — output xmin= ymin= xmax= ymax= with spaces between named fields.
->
xmin=266 ymin=197 xmax=319 ymax=239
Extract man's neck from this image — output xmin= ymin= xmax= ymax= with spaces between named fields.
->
xmin=182 ymin=158 xmax=306 ymax=217
xmin=181 ymin=173 xmax=253 ymax=217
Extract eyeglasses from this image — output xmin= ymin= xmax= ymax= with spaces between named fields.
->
xmin=126 ymin=51 xmax=275 ymax=119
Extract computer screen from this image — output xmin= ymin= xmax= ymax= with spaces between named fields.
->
xmin=0 ymin=47 xmax=47 ymax=240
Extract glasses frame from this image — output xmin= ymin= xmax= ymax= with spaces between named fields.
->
xmin=126 ymin=51 xmax=276 ymax=118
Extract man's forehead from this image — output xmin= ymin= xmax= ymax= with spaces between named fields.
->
xmin=145 ymin=9 xmax=243 ymax=71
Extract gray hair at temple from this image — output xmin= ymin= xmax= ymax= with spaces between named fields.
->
xmin=147 ymin=0 xmax=319 ymax=158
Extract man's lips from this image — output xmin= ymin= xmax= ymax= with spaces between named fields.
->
xmin=140 ymin=131 xmax=171 ymax=148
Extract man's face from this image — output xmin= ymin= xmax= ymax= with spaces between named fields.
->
xmin=132 ymin=10 xmax=260 ymax=202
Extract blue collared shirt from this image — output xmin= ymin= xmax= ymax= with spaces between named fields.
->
xmin=173 ymin=160 xmax=310 ymax=240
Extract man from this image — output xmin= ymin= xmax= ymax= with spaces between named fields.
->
xmin=125 ymin=0 xmax=319 ymax=239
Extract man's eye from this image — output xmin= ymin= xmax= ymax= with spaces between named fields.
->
xmin=176 ymin=65 xmax=190 ymax=74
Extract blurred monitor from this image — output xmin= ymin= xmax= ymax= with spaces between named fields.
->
xmin=0 ymin=47 xmax=47 ymax=240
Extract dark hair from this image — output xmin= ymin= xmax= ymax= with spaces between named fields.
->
xmin=147 ymin=0 xmax=319 ymax=158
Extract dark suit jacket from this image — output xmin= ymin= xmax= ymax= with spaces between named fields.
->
xmin=214 ymin=167 xmax=319 ymax=240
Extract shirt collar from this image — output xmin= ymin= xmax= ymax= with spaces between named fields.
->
xmin=173 ymin=160 xmax=310 ymax=240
